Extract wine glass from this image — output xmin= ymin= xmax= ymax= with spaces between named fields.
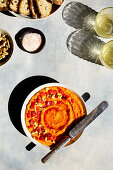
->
xmin=95 ymin=7 xmax=113 ymax=38
xmin=99 ymin=40 xmax=113 ymax=69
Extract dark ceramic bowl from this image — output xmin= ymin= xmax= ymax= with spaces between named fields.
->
xmin=15 ymin=27 xmax=46 ymax=54
xmin=0 ymin=29 xmax=13 ymax=66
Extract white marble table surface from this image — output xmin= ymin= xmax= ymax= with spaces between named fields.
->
xmin=0 ymin=0 xmax=113 ymax=170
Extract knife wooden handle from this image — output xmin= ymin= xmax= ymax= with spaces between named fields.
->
xmin=41 ymin=137 xmax=71 ymax=163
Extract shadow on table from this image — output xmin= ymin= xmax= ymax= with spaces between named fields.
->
xmin=67 ymin=30 xmax=104 ymax=65
xmin=62 ymin=2 xmax=98 ymax=36
xmin=62 ymin=2 xmax=106 ymax=66
xmin=1 ymin=11 xmax=15 ymax=17
xmin=8 ymin=75 xmax=58 ymax=136
xmin=8 ymin=76 xmax=90 ymax=151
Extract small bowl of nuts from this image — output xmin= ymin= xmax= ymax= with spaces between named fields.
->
xmin=0 ymin=29 xmax=13 ymax=66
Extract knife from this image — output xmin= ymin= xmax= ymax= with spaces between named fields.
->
xmin=41 ymin=101 xmax=108 ymax=163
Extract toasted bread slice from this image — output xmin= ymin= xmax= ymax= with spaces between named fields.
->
xmin=51 ymin=0 xmax=63 ymax=5
xmin=0 ymin=0 xmax=9 ymax=11
xmin=28 ymin=0 xmax=38 ymax=18
xmin=9 ymin=0 xmax=19 ymax=12
xmin=18 ymin=0 xmax=30 ymax=16
xmin=36 ymin=0 xmax=52 ymax=18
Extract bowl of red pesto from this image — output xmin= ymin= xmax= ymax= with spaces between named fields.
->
xmin=21 ymin=83 xmax=87 ymax=149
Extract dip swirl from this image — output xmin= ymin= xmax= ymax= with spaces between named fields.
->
xmin=25 ymin=86 xmax=86 ymax=146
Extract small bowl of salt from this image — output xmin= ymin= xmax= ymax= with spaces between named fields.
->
xmin=15 ymin=27 xmax=46 ymax=53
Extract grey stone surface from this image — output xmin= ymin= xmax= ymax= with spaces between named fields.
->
xmin=0 ymin=0 xmax=113 ymax=170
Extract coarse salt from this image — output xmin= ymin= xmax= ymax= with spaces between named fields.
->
xmin=22 ymin=33 xmax=42 ymax=52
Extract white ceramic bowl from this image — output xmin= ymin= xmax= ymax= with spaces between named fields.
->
xmin=21 ymin=83 xmax=87 ymax=150
xmin=9 ymin=1 xmax=64 ymax=21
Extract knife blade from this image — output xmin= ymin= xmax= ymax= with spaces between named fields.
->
xmin=41 ymin=101 xmax=108 ymax=163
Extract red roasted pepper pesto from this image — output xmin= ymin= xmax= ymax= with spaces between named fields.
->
xmin=25 ymin=86 xmax=86 ymax=146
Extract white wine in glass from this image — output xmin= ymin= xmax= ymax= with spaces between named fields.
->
xmin=95 ymin=7 xmax=113 ymax=38
xmin=100 ymin=40 xmax=113 ymax=69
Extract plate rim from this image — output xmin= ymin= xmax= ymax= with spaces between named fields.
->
xmin=21 ymin=82 xmax=87 ymax=150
